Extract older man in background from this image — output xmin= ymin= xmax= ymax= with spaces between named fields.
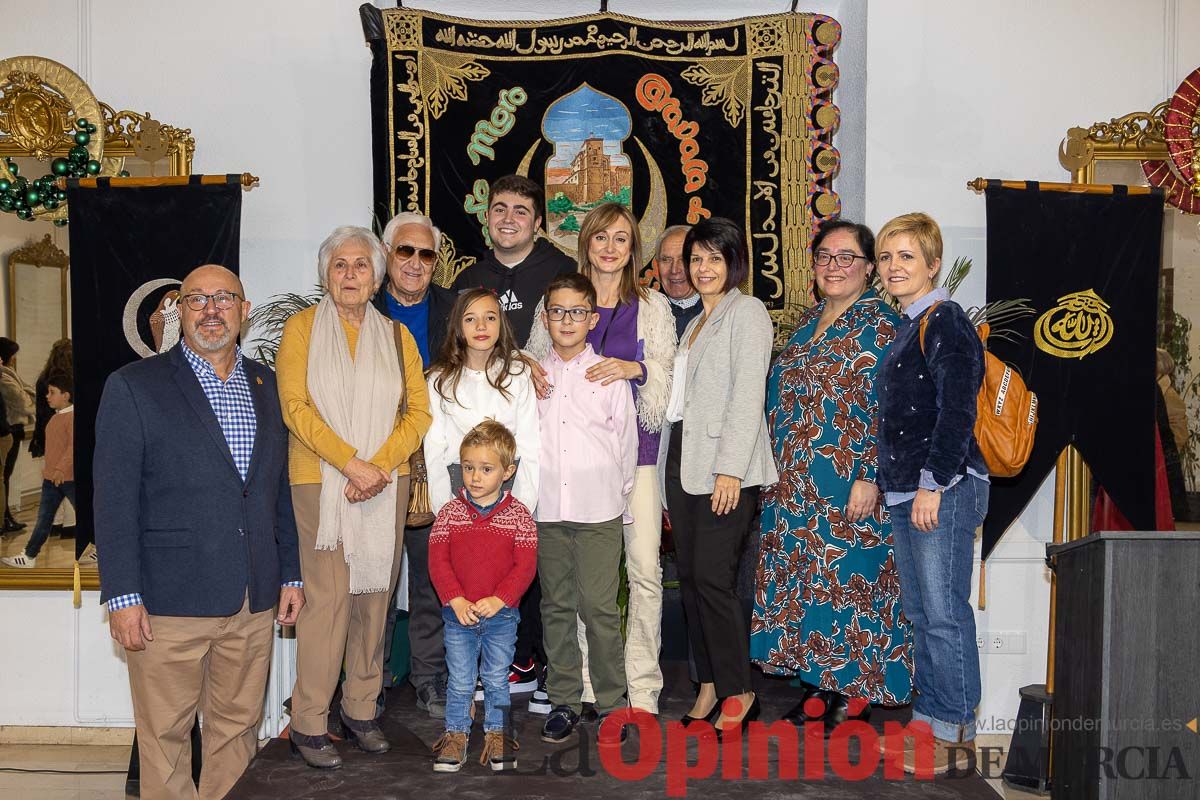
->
xmin=655 ymin=225 xmax=701 ymax=338
xmin=96 ymin=264 xmax=303 ymax=799
xmin=372 ymin=212 xmax=455 ymax=365
xmin=372 ymin=212 xmax=455 ymax=719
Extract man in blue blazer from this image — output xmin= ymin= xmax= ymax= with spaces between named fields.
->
xmin=96 ymin=264 xmax=303 ymax=800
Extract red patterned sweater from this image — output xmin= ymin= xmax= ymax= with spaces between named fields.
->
xmin=428 ymin=490 xmax=538 ymax=608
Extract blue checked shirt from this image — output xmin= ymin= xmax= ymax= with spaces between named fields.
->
xmin=107 ymin=343 xmax=301 ymax=613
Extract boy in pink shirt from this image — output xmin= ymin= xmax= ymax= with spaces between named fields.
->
xmin=535 ymin=273 xmax=638 ymax=744
xmin=3 ymin=372 xmax=73 ymax=568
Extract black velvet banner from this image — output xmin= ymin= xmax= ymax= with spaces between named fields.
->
xmin=983 ymin=184 xmax=1163 ymax=557
xmin=362 ymin=5 xmax=842 ymax=338
xmin=65 ymin=182 xmax=241 ymax=553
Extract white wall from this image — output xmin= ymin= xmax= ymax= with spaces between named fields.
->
xmin=0 ymin=0 xmax=1193 ymax=731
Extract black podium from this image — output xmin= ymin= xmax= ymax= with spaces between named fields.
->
xmin=1047 ymin=531 xmax=1200 ymax=800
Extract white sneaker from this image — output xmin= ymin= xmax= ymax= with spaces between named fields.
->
xmin=1 ymin=554 xmax=36 ymax=568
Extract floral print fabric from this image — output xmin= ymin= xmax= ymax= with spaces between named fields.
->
xmin=750 ymin=290 xmax=912 ymax=705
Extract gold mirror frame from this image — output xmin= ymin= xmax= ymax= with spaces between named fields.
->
xmin=0 ymin=59 xmax=194 ymax=590
xmin=1059 ymin=100 xmax=1170 ymax=184
xmin=7 ymin=233 xmax=68 ymax=341
xmin=0 ymin=56 xmax=196 ymax=224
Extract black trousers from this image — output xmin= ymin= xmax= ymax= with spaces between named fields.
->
xmin=665 ymin=424 xmax=758 ymax=698
xmin=3 ymin=425 xmax=23 ymax=515
xmin=403 ymin=522 xmax=447 ymax=689
xmin=514 ymin=577 xmax=545 ymax=667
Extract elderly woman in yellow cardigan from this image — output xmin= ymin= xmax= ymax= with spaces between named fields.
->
xmin=277 ymin=225 xmax=431 ymax=769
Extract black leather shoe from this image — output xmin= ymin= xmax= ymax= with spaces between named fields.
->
xmin=680 ymin=702 xmax=719 ymax=727
xmin=541 ymin=706 xmax=580 ymax=743
xmin=782 ymin=687 xmax=832 ymax=726
xmin=822 ymin=692 xmax=871 ymax=736
xmin=714 ymin=696 xmax=760 ymax=742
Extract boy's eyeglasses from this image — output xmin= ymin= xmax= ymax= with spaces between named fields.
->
xmin=546 ymin=306 xmax=592 ymax=322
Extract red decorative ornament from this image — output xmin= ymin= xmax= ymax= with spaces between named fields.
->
xmin=1143 ymin=67 xmax=1200 ymax=213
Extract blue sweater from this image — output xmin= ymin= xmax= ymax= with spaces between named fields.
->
xmin=877 ymin=291 xmax=987 ymax=494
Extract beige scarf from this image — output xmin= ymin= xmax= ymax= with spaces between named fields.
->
xmin=306 ymin=296 xmax=403 ymax=593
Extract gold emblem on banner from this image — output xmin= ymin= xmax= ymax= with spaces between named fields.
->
xmin=1034 ymin=288 xmax=1114 ymax=359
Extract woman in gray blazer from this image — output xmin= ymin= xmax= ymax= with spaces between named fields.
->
xmin=658 ymin=217 xmax=778 ymax=737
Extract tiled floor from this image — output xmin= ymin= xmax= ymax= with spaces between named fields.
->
xmin=0 ymin=502 xmax=92 ymax=570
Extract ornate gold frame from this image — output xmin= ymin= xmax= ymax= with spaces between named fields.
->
xmin=1059 ymin=101 xmax=1170 ymax=183
xmin=0 ymin=56 xmax=195 ymax=225
xmin=7 ymin=233 xmax=69 ymax=341
xmin=0 ymin=57 xmax=193 ymax=591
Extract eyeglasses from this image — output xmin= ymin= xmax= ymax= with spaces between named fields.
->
xmin=393 ymin=244 xmax=437 ymax=268
xmin=814 ymin=251 xmax=869 ymax=269
xmin=181 ymin=291 xmax=241 ymax=311
xmin=545 ymin=306 xmax=593 ymax=322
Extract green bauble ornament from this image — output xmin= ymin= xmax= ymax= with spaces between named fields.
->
xmin=51 ymin=158 xmax=70 ymax=176
xmin=0 ymin=179 xmax=9 ymax=192
xmin=86 ymin=123 xmax=97 ymax=134
xmin=118 ymin=170 xmax=130 ymax=178
xmin=74 ymin=131 xmax=90 ymax=146
xmin=69 ymin=145 xmax=88 ymax=163
xmin=76 ymin=118 xmax=89 ymax=129
xmin=0 ymin=197 xmax=12 ymax=211
xmin=5 ymin=161 xmax=18 ymax=176
xmin=55 ymin=189 xmax=67 ymax=201
xmin=85 ymin=160 xmax=101 ymax=175
xmin=43 ymin=198 xmax=58 ymax=210
xmin=25 ymin=189 xmax=41 ymax=206
xmin=53 ymin=218 xmax=68 ymax=227
xmin=16 ymin=208 xmax=31 ymax=220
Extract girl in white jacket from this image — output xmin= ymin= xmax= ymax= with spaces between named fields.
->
xmin=424 ymin=288 xmax=539 ymax=515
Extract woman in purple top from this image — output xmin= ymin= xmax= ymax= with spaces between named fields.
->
xmin=527 ymin=202 xmax=676 ymax=714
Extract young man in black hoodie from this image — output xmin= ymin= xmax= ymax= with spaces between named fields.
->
xmin=451 ymin=175 xmax=576 ymax=346
xmin=451 ymin=174 xmax=572 ymax=714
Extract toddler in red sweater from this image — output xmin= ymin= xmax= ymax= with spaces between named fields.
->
xmin=428 ymin=420 xmax=536 ymax=774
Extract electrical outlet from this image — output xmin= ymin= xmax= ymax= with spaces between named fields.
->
xmin=978 ymin=631 xmax=1028 ymax=654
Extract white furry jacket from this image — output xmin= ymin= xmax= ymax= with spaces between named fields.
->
xmin=526 ymin=290 xmax=677 ymax=433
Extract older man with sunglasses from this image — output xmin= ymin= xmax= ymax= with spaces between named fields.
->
xmin=371 ymin=212 xmax=457 ymax=719
xmin=373 ymin=213 xmax=455 ymax=366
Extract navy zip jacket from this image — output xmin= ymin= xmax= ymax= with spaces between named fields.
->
xmin=877 ymin=293 xmax=987 ymax=494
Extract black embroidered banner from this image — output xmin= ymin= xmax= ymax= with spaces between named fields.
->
xmin=66 ymin=181 xmax=241 ymax=554
xmin=361 ymin=5 xmax=841 ymax=339
xmin=983 ymin=184 xmax=1163 ymax=557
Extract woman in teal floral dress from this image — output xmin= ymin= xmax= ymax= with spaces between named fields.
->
xmin=751 ymin=220 xmax=912 ymax=731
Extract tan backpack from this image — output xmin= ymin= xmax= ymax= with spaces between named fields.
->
xmin=919 ymin=302 xmax=1037 ymax=478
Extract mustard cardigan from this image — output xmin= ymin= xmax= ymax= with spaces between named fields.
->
xmin=276 ymin=304 xmax=431 ymax=485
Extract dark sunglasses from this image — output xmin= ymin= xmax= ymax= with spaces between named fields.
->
xmin=394 ymin=244 xmax=437 ymax=268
